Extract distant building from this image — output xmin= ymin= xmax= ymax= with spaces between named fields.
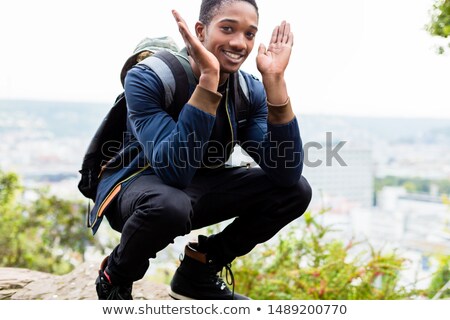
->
xmin=349 ymin=187 xmax=450 ymax=289
xmin=302 ymin=142 xmax=374 ymax=209
xmin=375 ymin=187 xmax=450 ymax=253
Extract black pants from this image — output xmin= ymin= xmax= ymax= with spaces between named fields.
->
xmin=105 ymin=167 xmax=312 ymax=285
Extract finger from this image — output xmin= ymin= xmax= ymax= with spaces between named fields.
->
xmin=278 ymin=20 xmax=288 ymax=44
xmin=172 ymin=10 xmax=194 ymax=48
xmin=172 ymin=10 xmax=191 ymax=38
xmin=172 ymin=10 xmax=186 ymax=36
xmin=270 ymin=25 xmax=279 ymax=44
xmin=282 ymin=22 xmax=290 ymax=44
xmin=278 ymin=21 xmax=286 ymax=43
xmin=171 ymin=9 xmax=187 ymax=24
xmin=258 ymin=43 xmax=266 ymax=55
xmin=288 ymin=31 xmax=294 ymax=47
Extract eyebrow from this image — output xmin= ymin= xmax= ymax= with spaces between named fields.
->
xmin=218 ymin=18 xmax=258 ymax=31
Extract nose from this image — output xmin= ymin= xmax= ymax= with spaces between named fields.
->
xmin=229 ymin=33 xmax=246 ymax=51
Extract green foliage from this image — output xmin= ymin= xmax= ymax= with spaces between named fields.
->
xmin=232 ymin=210 xmax=416 ymax=299
xmin=427 ymin=0 xmax=450 ymax=54
xmin=427 ymin=255 xmax=450 ymax=299
xmin=0 ymin=168 xmax=97 ymax=274
xmin=375 ymin=176 xmax=450 ymax=195
xmin=426 ymin=198 xmax=450 ymax=299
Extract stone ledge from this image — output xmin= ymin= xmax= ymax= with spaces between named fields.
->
xmin=0 ymin=262 xmax=171 ymax=300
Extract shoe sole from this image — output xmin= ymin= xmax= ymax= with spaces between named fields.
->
xmin=169 ymin=290 xmax=195 ymax=300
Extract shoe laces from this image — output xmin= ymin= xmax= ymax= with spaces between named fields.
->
xmin=218 ymin=263 xmax=235 ymax=299
xmin=181 ymin=249 xmax=237 ymax=299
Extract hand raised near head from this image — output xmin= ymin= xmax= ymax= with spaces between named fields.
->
xmin=256 ymin=21 xmax=293 ymax=78
xmin=172 ymin=10 xmax=220 ymax=91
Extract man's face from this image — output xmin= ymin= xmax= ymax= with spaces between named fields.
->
xmin=198 ymin=1 xmax=259 ymax=74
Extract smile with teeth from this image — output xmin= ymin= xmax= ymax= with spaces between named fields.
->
xmin=223 ymin=50 xmax=243 ymax=60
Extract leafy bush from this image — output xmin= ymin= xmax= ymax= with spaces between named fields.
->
xmin=232 ymin=210 xmax=418 ymax=299
xmin=426 ymin=256 xmax=450 ymax=299
xmin=0 ymin=169 xmax=98 ymax=274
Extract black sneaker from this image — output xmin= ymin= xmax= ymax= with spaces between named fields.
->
xmin=169 ymin=242 xmax=249 ymax=300
xmin=95 ymin=257 xmax=133 ymax=300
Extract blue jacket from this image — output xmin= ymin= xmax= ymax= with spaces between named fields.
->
xmin=88 ymin=62 xmax=304 ymax=234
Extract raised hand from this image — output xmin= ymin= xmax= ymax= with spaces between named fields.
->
xmin=256 ymin=21 xmax=294 ymax=123
xmin=172 ymin=10 xmax=220 ymax=91
xmin=256 ymin=21 xmax=293 ymax=77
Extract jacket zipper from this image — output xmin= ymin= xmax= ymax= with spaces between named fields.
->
xmin=207 ymin=81 xmax=234 ymax=170
xmin=225 ymin=82 xmax=234 ymax=144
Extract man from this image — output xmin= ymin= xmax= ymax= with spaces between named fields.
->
xmin=92 ymin=0 xmax=311 ymax=300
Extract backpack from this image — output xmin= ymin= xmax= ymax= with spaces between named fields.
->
xmin=78 ymin=48 xmax=251 ymax=202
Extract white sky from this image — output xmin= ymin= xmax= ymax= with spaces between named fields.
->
xmin=0 ymin=0 xmax=449 ymax=119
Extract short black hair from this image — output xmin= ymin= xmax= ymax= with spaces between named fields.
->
xmin=199 ymin=0 xmax=259 ymax=25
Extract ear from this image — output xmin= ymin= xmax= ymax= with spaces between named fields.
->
xmin=195 ymin=21 xmax=206 ymax=42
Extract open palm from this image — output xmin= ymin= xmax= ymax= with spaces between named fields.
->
xmin=257 ymin=21 xmax=293 ymax=76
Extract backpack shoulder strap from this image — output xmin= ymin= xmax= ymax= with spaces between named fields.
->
xmin=173 ymin=48 xmax=197 ymax=87
xmin=238 ymin=70 xmax=249 ymax=102
xmin=233 ymin=70 xmax=251 ymax=129
xmin=138 ymin=50 xmax=195 ymax=120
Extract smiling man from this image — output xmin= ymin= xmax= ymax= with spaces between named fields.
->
xmin=90 ymin=0 xmax=312 ymax=300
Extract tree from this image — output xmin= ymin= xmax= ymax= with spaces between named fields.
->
xmin=427 ymin=0 xmax=450 ymax=54
xmin=0 ymin=168 xmax=99 ymax=274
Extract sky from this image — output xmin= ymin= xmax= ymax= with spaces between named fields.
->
xmin=0 ymin=0 xmax=449 ymax=119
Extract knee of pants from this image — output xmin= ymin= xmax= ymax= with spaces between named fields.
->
xmin=287 ymin=175 xmax=313 ymax=217
xmin=134 ymin=191 xmax=193 ymax=235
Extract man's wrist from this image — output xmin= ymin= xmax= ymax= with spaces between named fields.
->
xmin=263 ymin=75 xmax=289 ymax=105
xmin=188 ymin=85 xmax=222 ymax=116
xmin=199 ymin=73 xmax=219 ymax=92
xmin=267 ymin=97 xmax=295 ymax=124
